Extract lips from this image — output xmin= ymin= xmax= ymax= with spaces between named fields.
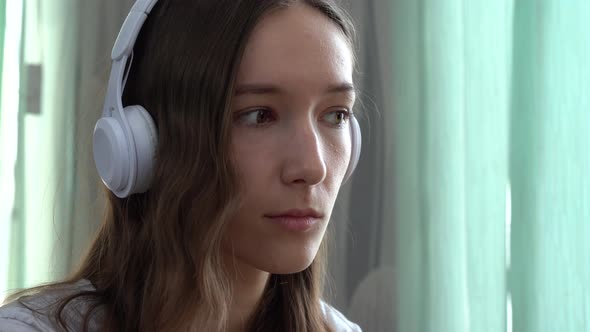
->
xmin=264 ymin=208 xmax=323 ymax=219
xmin=264 ymin=208 xmax=323 ymax=232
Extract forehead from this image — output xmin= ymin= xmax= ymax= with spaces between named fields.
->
xmin=236 ymin=4 xmax=353 ymax=90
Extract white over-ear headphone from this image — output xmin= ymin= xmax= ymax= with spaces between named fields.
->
xmin=93 ymin=0 xmax=362 ymax=198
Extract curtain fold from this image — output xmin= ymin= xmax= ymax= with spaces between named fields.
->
xmin=509 ymin=1 xmax=590 ymax=331
xmin=0 ymin=0 xmax=24 ymax=301
xmin=0 ymin=0 xmax=5 ymax=109
xmin=462 ymin=2 xmax=513 ymax=331
xmin=0 ymin=0 xmax=11 ymax=301
xmin=420 ymin=2 xmax=470 ymax=329
xmin=14 ymin=0 xmax=79 ymax=287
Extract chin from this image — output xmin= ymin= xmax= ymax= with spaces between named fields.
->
xmin=267 ymin=261 xmax=314 ymax=275
xmin=228 ymin=232 xmax=325 ymax=275
xmin=261 ymin=249 xmax=319 ymax=275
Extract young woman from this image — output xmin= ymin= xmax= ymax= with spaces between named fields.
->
xmin=0 ymin=0 xmax=362 ymax=331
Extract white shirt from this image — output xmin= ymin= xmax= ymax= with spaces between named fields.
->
xmin=0 ymin=279 xmax=362 ymax=331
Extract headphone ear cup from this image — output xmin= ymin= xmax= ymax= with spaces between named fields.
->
xmin=125 ymin=105 xmax=158 ymax=194
xmin=343 ymin=115 xmax=362 ymax=183
xmin=93 ymin=117 xmax=131 ymax=193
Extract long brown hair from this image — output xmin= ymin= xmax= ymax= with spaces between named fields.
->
xmin=7 ymin=0 xmax=357 ymax=331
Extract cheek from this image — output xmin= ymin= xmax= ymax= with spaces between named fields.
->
xmin=230 ymin=138 xmax=273 ymax=184
xmin=323 ymin=131 xmax=352 ymax=177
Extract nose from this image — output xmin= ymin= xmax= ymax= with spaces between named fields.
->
xmin=280 ymin=121 xmax=327 ymax=186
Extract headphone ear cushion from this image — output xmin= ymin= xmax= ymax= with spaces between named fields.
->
xmin=343 ymin=115 xmax=362 ymax=183
xmin=93 ymin=117 xmax=131 ymax=193
xmin=125 ymin=105 xmax=158 ymax=194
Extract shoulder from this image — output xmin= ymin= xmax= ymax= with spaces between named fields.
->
xmin=320 ymin=300 xmax=362 ymax=332
xmin=0 ymin=301 xmax=49 ymax=332
xmin=0 ymin=279 xmax=99 ymax=332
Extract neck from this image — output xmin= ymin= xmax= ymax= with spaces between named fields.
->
xmin=224 ymin=256 xmax=271 ymax=332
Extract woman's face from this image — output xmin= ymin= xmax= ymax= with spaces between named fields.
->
xmin=226 ymin=3 xmax=355 ymax=274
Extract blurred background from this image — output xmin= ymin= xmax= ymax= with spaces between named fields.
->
xmin=1 ymin=0 xmax=589 ymax=331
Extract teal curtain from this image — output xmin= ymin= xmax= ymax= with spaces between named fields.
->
xmin=388 ymin=1 xmax=512 ymax=331
xmin=0 ymin=0 xmax=5 ymax=106
xmin=0 ymin=0 xmax=20 ymax=301
xmin=509 ymin=1 xmax=590 ymax=331
xmin=0 ymin=0 xmax=8 ymax=300
xmin=386 ymin=0 xmax=589 ymax=331
xmin=24 ymin=0 xmax=79 ymax=285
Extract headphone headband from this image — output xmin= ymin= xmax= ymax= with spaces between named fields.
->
xmin=112 ymin=0 xmax=158 ymax=61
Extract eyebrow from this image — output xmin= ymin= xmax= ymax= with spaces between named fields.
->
xmin=234 ymin=82 xmax=356 ymax=96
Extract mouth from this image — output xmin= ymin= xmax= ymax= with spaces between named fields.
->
xmin=264 ymin=208 xmax=323 ymax=219
xmin=264 ymin=208 xmax=323 ymax=232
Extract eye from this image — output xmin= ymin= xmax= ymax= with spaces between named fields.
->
xmin=322 ymin=109 xmax=351 ymax=128
xmin=234 ymin=108 xmax=276 ymax=127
